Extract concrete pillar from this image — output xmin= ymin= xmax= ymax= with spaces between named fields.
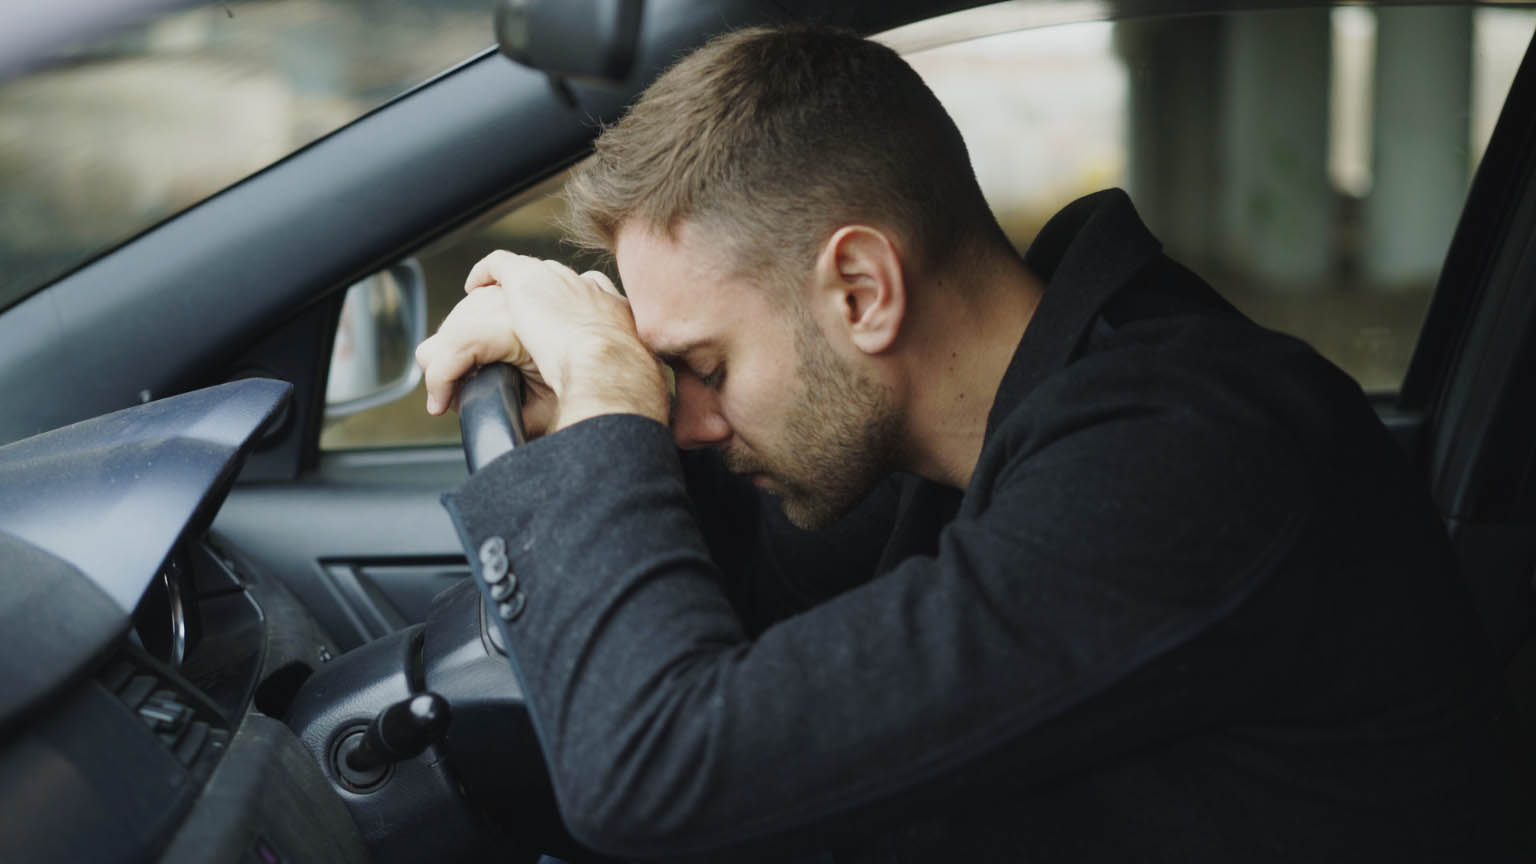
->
xmin=1116 ymin=17 xmax=1225 ymax=269
xmin=1219 ymin=10 xmax=1334 ymax=288
xmin=1362 ymin=7 xmax=1472 ymax=288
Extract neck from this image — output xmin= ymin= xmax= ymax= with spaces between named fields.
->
xmin=898 ymin=252 xmax=1042 ymax=489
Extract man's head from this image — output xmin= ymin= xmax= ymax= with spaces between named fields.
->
xmin=566 ymin=26 xmax=1009 ymax=529
xmin=564 ymin=25 xmax=1004 ymax=287
xmin=615 ymin=217 xmax=904 ymax=530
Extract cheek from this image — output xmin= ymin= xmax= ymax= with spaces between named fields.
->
xmin=721 ymin=372 xmax=795 ymax=442
xmin=723 ymin=316 xmax=804 ymax=439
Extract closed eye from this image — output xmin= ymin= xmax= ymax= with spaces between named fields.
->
xmin=697 ymin=365 xmax=724 ymax=389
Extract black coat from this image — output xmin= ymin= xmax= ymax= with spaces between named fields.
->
xmin=445 ymin=190 xmax=1526 ymax=862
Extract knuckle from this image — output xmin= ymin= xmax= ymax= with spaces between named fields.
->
xmin=581 ymin=270 xmax=618 ymax=294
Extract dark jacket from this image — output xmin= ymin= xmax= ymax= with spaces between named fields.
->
xmin=444 ymin=190 xmax=1525 ymax=862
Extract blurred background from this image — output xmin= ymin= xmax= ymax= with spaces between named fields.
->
xmin=1 ymin=1 xmax=1532 ymax=448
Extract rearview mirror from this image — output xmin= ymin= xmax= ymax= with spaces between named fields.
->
xmin=495 ymin=0 xmax=643 ymax=86
xmin=325 ymin=260 xmax=428 ymax=418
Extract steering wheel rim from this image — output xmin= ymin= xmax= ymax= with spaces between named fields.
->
xmin=445 ymin=365 xmax=622 ymax=861
xmin=458 ymin=363 xmax=526 ymax=473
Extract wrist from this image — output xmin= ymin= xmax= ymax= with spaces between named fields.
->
xmin=554 ymin=397 xmax=666 ymax=431
xmin=553 ymin=350 xmax=670 ymax=432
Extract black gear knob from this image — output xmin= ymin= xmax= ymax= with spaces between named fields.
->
xmin=345 ymin=692 xmax=452 ymax=775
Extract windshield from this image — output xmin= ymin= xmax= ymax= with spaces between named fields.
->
xmin=0 ymin=0 xmax=491 ymax=309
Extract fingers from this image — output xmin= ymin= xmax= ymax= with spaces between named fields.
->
xmin=415 ymin=286 xmax=526 ymax=415
xmin=542 ymin=259 xmax=624 ymax=301
xmin=416 ymin=334 xmax=475 ymax=416
xmin=544 ymin=257 xmax=622 ymax=299
xmin=465 ymin=249 xmax=542 ymax=294
xmin=430 ymin=253 xmax=647 ymax=427
xmin=469 ymin=251 xmax=624 ymax=314
xmin=463 ymin=250 xmax=506 ymax=294
xmin=581 ymin=269 xmax=624 ymax=298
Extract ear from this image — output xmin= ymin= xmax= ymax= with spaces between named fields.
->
xmin=812 ymin=225 xmax=906 ymax=355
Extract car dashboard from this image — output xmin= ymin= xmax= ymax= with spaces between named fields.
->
xmin=0 ymin=379 xmax=367 ymax=863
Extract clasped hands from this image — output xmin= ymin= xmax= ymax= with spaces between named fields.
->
xmin=414 ymin=251 xmax=670 ymax=438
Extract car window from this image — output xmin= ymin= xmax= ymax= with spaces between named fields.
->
xmin=902 ymin=4 xmax=1535 ymax=394
xmin=320 ymin=4 xmax=1536 ymax=450
xmin=0 ymin=0 xmax=492 ymax=309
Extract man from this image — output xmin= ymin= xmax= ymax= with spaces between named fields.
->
xmin=414 ymin=26 xmax=1524 ymax=863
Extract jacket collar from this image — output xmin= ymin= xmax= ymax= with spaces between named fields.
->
xmin=984 ymin=188 xmax=1163 ymax=440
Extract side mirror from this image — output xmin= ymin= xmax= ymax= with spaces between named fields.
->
xmin=325 ymin=260 xmax=428 ymax=418
xmin=495 ymin=0 xmax=643 ymax=86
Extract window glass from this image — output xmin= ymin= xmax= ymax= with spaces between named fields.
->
xmin=0 ymin=0 xmax=491 ymax=309
xmin=320 ymin=4 xmax=1536 ymax=449
xmin=907 ymin=5 xmax=1535 ymax=393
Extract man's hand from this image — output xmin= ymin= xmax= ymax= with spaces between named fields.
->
xmin=414 ymin=251 xmax=670 ymax=438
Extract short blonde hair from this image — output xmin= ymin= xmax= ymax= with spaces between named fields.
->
xmin=562 ymin=26 xmax=1007 ymax=291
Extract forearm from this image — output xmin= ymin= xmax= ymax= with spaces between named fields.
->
xmin=444 ymin=415 xmax=753 ymax=856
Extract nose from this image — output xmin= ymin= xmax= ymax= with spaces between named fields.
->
xmin=671 ymin=376 xmax=731 ymax=450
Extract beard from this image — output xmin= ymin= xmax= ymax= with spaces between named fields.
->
xmin=723 ymin=309 xmax=901 ymax=532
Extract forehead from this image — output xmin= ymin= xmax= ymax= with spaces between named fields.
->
xmin=615 ymin=219 xmax=772 ymax=355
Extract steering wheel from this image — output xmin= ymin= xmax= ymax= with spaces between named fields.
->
xmin=455 ymin=362 xmax=528 ymax=668
xmin=452 ymin=364 xmax=613 ymax=859
xmin=457 ymin=363 xmax=526 ymax=473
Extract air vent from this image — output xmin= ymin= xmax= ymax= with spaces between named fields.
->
xmin=98 ymin=656 xmax=230 ymax=783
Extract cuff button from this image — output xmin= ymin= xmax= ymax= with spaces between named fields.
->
xmin=491 ymin=575 xmax=517 ymax=601
xmin=478 ymin=536 xmax=507 ymax=565
xmin=497 ymin=591 xmax=526 ymax=622
xmin=482 ymin=552 xmax=509 ymax=583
